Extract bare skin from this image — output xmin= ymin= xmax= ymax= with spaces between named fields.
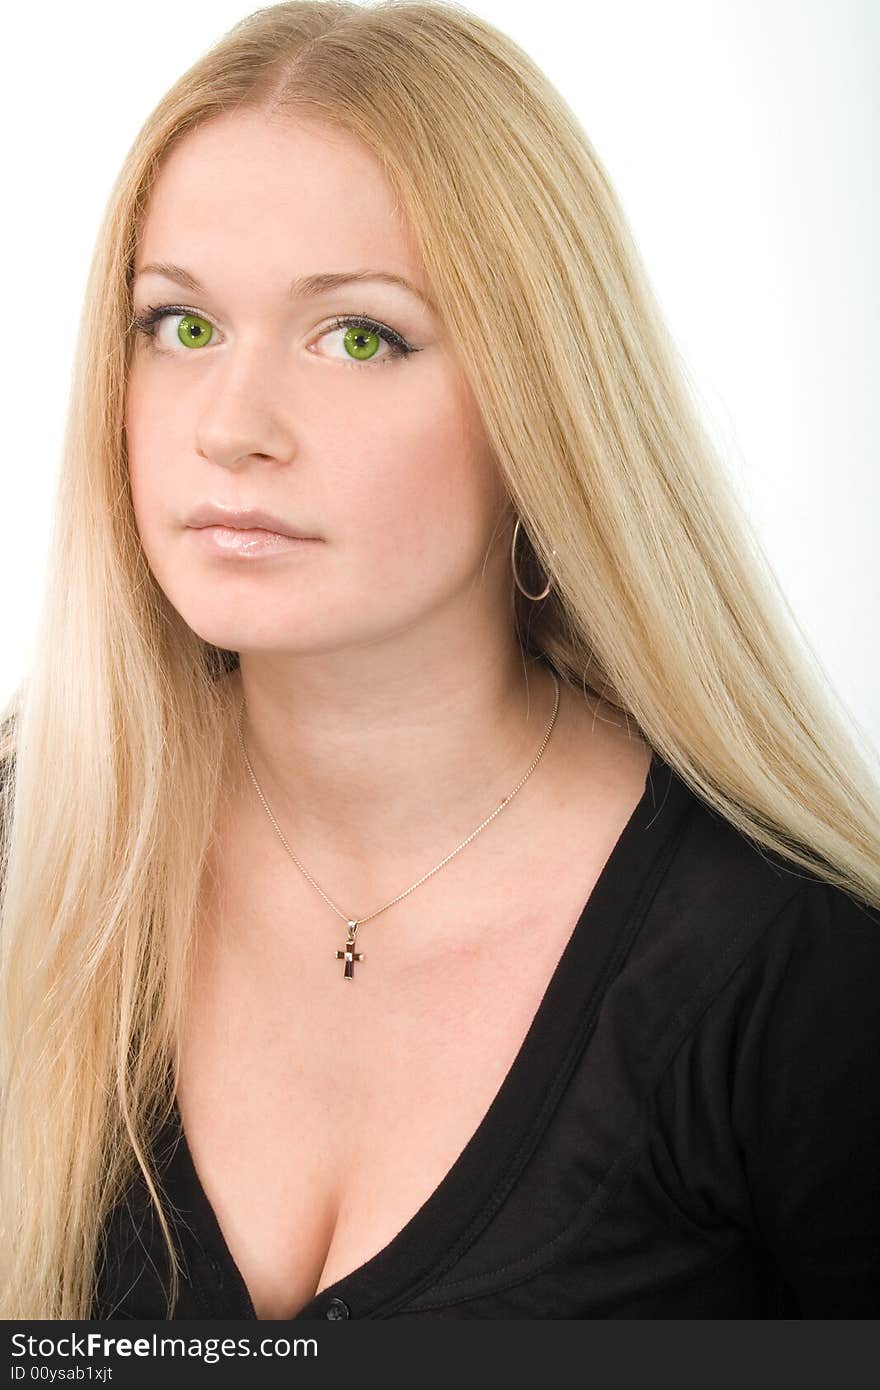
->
xmin=179 ymin=671 xmax=651 ymax=1319
xmin=125 ymin=108 xmax=653 ymax=1318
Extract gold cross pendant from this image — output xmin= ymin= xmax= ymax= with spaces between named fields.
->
xmin=336 ymin=919 xmax=364 ymax=981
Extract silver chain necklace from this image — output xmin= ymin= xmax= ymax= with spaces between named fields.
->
xmin=235 ymin=668 xmax=561 ymax=980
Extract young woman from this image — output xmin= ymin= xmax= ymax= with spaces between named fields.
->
xmin=1 ymin=1 xmax=877 ymax=1321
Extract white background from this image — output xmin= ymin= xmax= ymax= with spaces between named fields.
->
xmin=2 ymin=0 xmax=877 ymax=758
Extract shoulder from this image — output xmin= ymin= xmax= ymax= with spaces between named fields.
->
xmin=639 ymin=848 xmax=880 ymax=1312
xmin=620 ymin=756 xmax=880 ymax=1062
xmin=685 ymin=871 xmax=880 ymax=1085
xmin=722 ymin=873 xmax=880 ymax=1090
xmin=647 ymin=752 xmax=877 ymax=937
xmin=640 ymin=763 xmax=880 ymax=1127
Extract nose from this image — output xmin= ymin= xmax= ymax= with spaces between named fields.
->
xmin=194 ymin=337 xmax=300 ymax=470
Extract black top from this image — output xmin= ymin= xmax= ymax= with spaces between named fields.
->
xmin=92 ymin=750 xmax=880 ymax=1319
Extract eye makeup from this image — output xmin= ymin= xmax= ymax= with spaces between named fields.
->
xmin=129 ymin=304 xmax=419 ymax=367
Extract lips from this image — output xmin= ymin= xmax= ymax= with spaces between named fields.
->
xmin=189 ymin=525 xmax=318 ymax=558
xmin=186 ymin=502 xmax=319 ymax=539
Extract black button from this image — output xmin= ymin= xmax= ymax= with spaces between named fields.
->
xmin=324 ymin=1296 xmax=350 ymax=1320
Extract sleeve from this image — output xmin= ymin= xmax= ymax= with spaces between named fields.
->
xmin=729 ymin=878 xmax=880 ymax=1316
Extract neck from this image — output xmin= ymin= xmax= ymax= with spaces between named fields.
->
xmin=223 ymin=632 xmax=563 ymax=883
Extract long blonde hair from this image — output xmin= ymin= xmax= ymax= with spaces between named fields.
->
xmin=1 ymin=0 xmax=877 ymax=1319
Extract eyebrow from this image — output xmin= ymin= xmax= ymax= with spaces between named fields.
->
xmin=132 ymin=261 xmax=437 ymax=312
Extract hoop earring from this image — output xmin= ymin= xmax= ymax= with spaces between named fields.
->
xmin=511 ymin=515 xmax=556 ymax=602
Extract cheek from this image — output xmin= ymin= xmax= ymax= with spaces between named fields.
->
xmin=124 ymin=383 xmax=159 ymax=533
xmin=332 ymin=370 xmax=502 ymax=561
xmin=124 ymin=373 xmax=188 ymax=585
xmin=125 ymin=362 xmax=190 ymax=519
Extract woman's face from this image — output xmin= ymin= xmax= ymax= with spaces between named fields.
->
xmin=126 ymin=110 xmax=510 ymax=658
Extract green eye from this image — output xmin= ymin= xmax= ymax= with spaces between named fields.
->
xmin=130 ymin=305 xmax=415 ymax=366
xmin=177 ymin=313 xmax=214 ymax=349
xmin=343 ymin=325 xmax=380 ymax=360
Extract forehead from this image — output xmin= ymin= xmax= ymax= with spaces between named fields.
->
xmin=135 ymin=110 xmax=422 ymax=288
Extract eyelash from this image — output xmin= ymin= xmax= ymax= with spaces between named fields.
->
xmin=129 ymin=304 xmax=417 ymax=367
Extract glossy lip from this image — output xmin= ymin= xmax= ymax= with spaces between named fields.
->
xmin=189 ymin=525 xmax=319 ymax=558
xmin=185 ymin=502 xmax=321 ymax=539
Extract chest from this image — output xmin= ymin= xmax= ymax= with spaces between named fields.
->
xmin=175 ymin=741 xmax=653 ymax=1319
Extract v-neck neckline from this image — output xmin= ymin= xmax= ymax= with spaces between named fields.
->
xmin=164 ymin=749 xmax=691 ymax=1320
